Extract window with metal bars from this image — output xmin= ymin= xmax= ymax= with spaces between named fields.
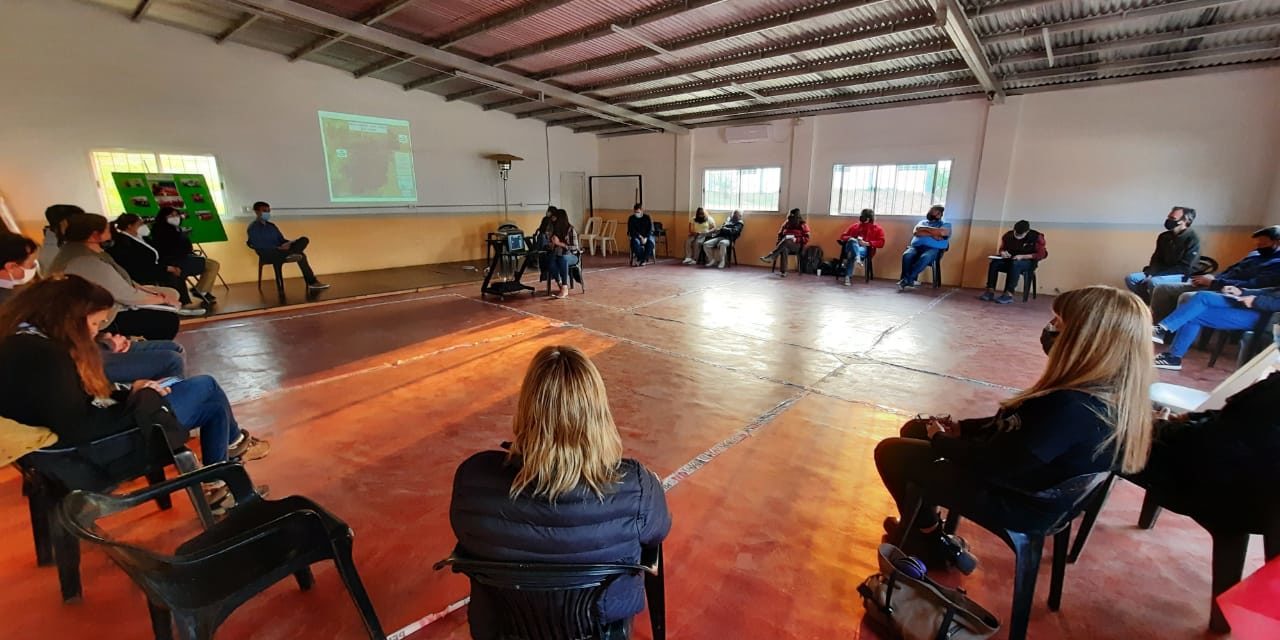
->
xmin=90 ymin=150 xmax=227 ymax=216
xmin=702 ymin=166 xmax=782 ymax=214
xmin=829 ymin=161 xmax=951 ymax=216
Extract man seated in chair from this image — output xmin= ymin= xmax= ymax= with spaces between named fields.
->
xmin=703 ymin=210 xmax=743 ymax=269
xmin=836 ymin=208 xmax=885 ymax=286
xmin=1148 ymin=225 xmax=1280 ymax=323
xmin=1152 ymin=286 xmax=1280 ymax=370
xmin=898 ymin=205 xmax=950 ymax=291
xmin=979 ymin=220 xmax=1047 ymax=304
xmin=246 ymin=201 xmax=328 ymax=290
xmin=627 ymin=204 xmax=655 ymax=267
xmin=1124 ymin=206 xmax=1200 ymax=302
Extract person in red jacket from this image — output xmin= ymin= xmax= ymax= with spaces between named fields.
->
xmin=980 ymin=220 xmax=1048 ymax=304
xmin=837 ymin=209 xmax=886 ymax=286
xmin=759 ymin=209 xmax=811 ymax=277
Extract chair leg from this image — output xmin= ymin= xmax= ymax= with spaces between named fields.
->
xmin=1137 ymin=492 xmax=1163 ymax=530
xmin=147 ymin=469 xmax=173 ymax=511
xmin=173 ymin=451 xmax=216 ymax=529
xmin=52 ymin=517 xmax=82 ymax=603
xmin=895 ymin=491 xmax=925 ymax=547
xmin=1047 ymin=528 xmax=1070 ymax=611
xmin=272 ymin=264 xmax=285 ymax=294
xmin=1007 ymin=532 xmax=1044 ymax=640
xmin=149 ymin=599 xmax=175 ymax=640
xmin=27 ymin=487 xmax=54 ymax=567
xmin=1207 ymin=331 xmax=1232 ymax=369
xmin=1208 ymin=531 xmax=1250 ymax=633
xmin=172 ymin=611 xmax=216 ymax=640
xmin=294 ymin=567 xmax=315 ymax=591
xmin=646 ymin=546 xmax=666 ymax=640
xmin=1069 ymin=474 xmax=1115 ymax=563
xmin=256 ymin=264 xmax=264 ymax=291
xmin=331 ymin=537 xmax=387 ymax=640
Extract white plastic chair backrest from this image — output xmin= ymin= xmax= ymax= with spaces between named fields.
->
xmin=1151 ymin=344 xmax=1278 ymax=413
xmin=602 ymin=219 xmax=617 ymax=239
xmin=581 ymin=217 xmax=599 ymax=236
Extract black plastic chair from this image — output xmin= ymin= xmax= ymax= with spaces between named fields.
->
xmin=544 ymin=255 xmax=586 ymax=296
xmin=435 ymin=545 xmax=666 ymax=640
xmin=837 ymin=241 xmax=875 ymax=282
xmin=15 ymin=424 xmax=213 ymax=603
xmin=1205 ymin=312 xmax=1277 ymax=369
xmin=898 ymin=471 xmax=1110 ymax=640
xmin=1022 ymin=262 xmax=1039 ymax=302
xmin=1192 ymin=256 xmax=1219 ymax=277
xmin=251 ymin=244 xmax=302 ymax=295
xmin=58 ymin=462 xmax=385 ymax=640
xmin=925 ymin=249 xmax=946 ymax=288
xmin=652 ymin=222 xmax=669 ymax=259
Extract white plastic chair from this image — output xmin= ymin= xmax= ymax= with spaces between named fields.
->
xmin=579 ymin=217 xmax=602 ymax=256
xmin=599 ymin=219 xmax=618 ymax=257
xmin=1150 ymin=344 xmax=1277 ymax=413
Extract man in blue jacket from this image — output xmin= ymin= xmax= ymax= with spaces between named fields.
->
xmin=898 ymin=205 xmax=950 ymax=291
xmin=1152 ymin=285 xmax=1280 ymax=370
xmin=1149 ymin=225 xmax=1280 ymax=322
xmin=246 ymin=201 xmax=328 ymax=290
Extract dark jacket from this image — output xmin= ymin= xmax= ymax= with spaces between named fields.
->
xmin=716 ymin=218 xmax=745 ymax=240
xmin=247 ymin=220 xmax=288 ymax=252
xmin=106 ymin=233 xmax=167 ymax=285
xmin=0 ymin=333 xmax=135 ymax=446
xmin=626 ymin=214 xmax=654 ymax=240
xmin=1212 ymin=250 xmax=1280 ymax=290
xmin=1237 ymin=287 xmax=1280 ymax=314
xmin=998 ymin=230 xmax=1048 ymax=261
xmin=450 ymin=451 xmax=671 ymax=639
xmin=1146 ymin=228 xmax=1200 ymax=276
xmin=148 ymin=222 xmax=196 ymax=267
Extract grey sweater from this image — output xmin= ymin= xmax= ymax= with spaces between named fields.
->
xmin=49 ymin=243 xmax=176 ymax=308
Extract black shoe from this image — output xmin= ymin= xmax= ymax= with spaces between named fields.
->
xmin=995 ymin=293 xmax=1015 ymax=305
xmin=978 ymin=291 xmax=995 ymax=302
xmin=1154 ymin=353 xmax=1183 ymax=370
xmin=1151 ymin=325 xmax=1170 ymax=345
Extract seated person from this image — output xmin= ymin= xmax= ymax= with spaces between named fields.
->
xmin=107 ymin=214 xmax=204 ymax=312
xmin=1124 ymin=206 xmax=1200 ymax=302
xmin=51 ymin=213 xmax=193 ymax=340
xmin=149 ymin=207 xmax=222 ymax=305
xmin=0 ymin=277 xmax=268 ymax=509
xmin=876 ymin=285 xmax=1153 ymax=561
xmin=247 ymin=201 xmax=328 ymax=290
xmin=759 ymin=209 xmax=810 ymax=277
xmin=703 ymin=210 xmax=744 ymax=269
xmin=450 ymin=345 xmax=671 ymax=640
xmin=1149 ymin=225 xmax=1280 ymax=322
xmin=836 ymin=209 xmax=885 ymax=286
xmin=979 ymin=219 xmax=1048 ymax=304
xmin=627 ymin=204 xmax=655 ymax=266
xmin=1152 ymin=286 xmax=1279 ymax=370
xmin=1130 ymin=332 xmax=1280 ymax=531
xmin=0 ymin=232 xmax=184 ymax=383
xmin=546 ymin=209 xmax=581 ymax=299
xmin=898 ymin=205 xmax=950 ymax=290
xmin=682 ymin=208 xmax=716 ymax=265
xmin=37 ymin=204 xmax=83 ymax=276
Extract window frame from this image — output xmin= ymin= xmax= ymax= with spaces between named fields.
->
xmin=700 ymin=165 xmax=784 ymax=215
xmin=89 ymin=149 xmax=229 ymax=219
xmin=828 ymin=160 xmax=952 ymax=217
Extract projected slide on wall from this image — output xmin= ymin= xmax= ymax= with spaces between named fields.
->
xmin=318 ymin=111 xmax=418 ymax=203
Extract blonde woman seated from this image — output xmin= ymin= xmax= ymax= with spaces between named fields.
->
xmin=876 ymin=286 xmax=1154 ymax=563
xmin=450 ymin=345 xmax=671 ymax=640
xmin=681 ymin=208 xmax=716 ymax=265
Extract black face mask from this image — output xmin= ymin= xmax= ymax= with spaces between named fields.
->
xmin=100 ymin=239 xmax=115 ymax=249
xmin=1163 ymin=218 xmax=1180 ymax=231
xmin=1040 ymin=323 xmax=1059 ymax=356
xmin=1257 ymin=246 xmax=1277 ymax=257
xmin=860 ymin=215 xmax=872 ymax=224
xmin=927 ymin=213 xmax=941 ymax=222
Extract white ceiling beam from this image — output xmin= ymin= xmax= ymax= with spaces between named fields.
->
xmin=937 ymin=0 xmax=1005 ymax=101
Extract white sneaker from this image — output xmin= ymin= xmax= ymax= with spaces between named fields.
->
xmin=176 ymin=307 xmax=208 ymax=317
xmin=682 ymin=258 xmax=695 ymax=265
xmin=717 ymin=263 xmax=725 ymax=269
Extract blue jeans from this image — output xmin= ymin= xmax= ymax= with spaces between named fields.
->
xmin=1124 ymin=273 xmax=1184 ymax=301
xmin=901 ymin=246 xmax=941 ymax=284
xmin=987 ymin=258 xmax=1036 ymax=293
xmin=1161 ymin=291 xmax=1266 ymax=358
xmin=166 ymin=375 xmax=239 ymax=464
xmin=551 ymin=253 xmax=580 ymax=286
xmin=101 ymin=340 xmax=186 ymax=384
xmin=630 ymin=236 xmax=654 ymax=263
xmin=839 ymin=241 xmax=868 ymax=277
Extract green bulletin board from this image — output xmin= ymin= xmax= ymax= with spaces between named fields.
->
xmin=112 ymin=172 xmax=228 ymax=243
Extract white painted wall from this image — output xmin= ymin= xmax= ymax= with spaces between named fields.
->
xmin=0 ymin=0 xmax=597 ymax=276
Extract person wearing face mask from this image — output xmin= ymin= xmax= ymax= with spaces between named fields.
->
xmin=1147 ymin=225 xmax=1280 ymax=323
xmin=627 ymin=204 xmax=655 ymax=267
xmin=1150 ymin=286 xmax=1280 ymax=370
xmin=759 ymin=209 xmax=811 ymax=277
xmin=898 ymin=205 xmax=950 ymax=291
xmin=37 ymin=204 xmax=83 ymax=277
xmin=107 ymin=214 xmax=204 ymax=312
xmin=0 ymin=233 xmax=40 ymax=305
xmin=682 ymin=207 xmax=717 ymax=265
xmin=702 ymin=210 xmax=744 ymax=269
xmin=247 ymin=201 xmax=328 ymax=291
xmin=49 ymin=213 xmax=194 ymax=340
xmin=836 ymin=209 xmax=885 ymax=286
xmin=979 ymin=220 xmax=1048 ymax=304
xmin=149 ymin=206 xmax=222 ymax=305
xmin=1124 ymin=206 xmax=1200 ymax=302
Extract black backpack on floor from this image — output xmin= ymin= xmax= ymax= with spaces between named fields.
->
xmin=800 ymin=246 xmax=824 ymax=274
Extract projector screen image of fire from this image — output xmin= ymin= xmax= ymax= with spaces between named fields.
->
xmin=318 ymin=111 xmax=418 ymax=203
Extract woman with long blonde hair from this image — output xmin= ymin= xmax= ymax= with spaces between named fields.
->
xmin=449 ymin=345 xmax=671 ymax=640
xmin=875 ymin=285 xmax=1154 ymax=565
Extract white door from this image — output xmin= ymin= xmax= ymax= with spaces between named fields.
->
xmin=559 ymin=172 xmax=586 ymax=230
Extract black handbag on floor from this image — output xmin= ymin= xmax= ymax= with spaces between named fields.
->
xmin=858 ymin=543 xmax=999 ymax=640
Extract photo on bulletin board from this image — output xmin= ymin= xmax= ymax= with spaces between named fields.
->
xmin=112 ymin=172 xmax=228 ymax=243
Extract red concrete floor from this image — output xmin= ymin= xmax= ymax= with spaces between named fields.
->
xmin=0 ymin=262 xmax=1260 ymax=639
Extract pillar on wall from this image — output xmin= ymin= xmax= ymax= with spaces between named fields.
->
xmin=674 ymin=132 xmax=695 ymax=216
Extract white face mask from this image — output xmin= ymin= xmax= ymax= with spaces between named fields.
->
xmin=138 ymin=225 xmax=151 ymax=238
xmin=633 ymin=211 xmax=642 ymax=217
xmin=166 ymin=217 xmax=181 ymax=227
xmin=1 ymin=262 xmax=38 ymax=286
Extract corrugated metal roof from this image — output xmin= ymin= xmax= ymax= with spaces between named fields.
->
xmin=80 ymin=0 xmax=1280 ymax=132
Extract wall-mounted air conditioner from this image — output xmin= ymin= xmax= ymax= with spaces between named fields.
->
xmin=723 ymin=124 xmax=772 ymax=144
